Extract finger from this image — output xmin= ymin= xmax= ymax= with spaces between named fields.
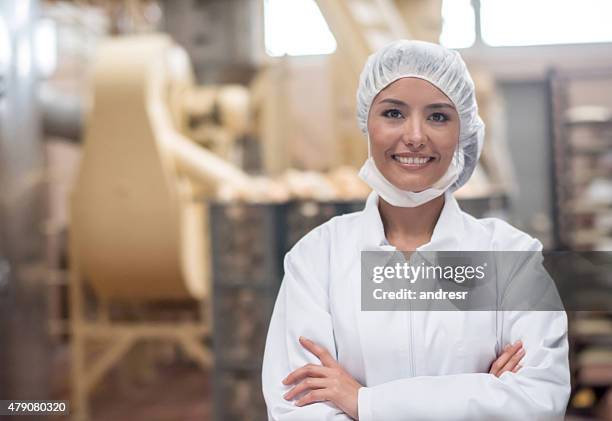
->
xmin=489 ymin=341 xmax=522 ymax=376
xmin=283 ymin=377 xmax=328 ymax=401
xmin=295 ymin=389 xmax=329 ymax=407
xmin=512 ymin=364 xmax=523 ymax=373
xmin=299 ymin=337 xmax=338 ymax=368
xmin=492 ymin=341 xmax=522 ymax=369
xmin=282 ymin=364 xmax=330 ymax=385
xmin=490 ymin=342 xmax=522 ymax=376
xmin=500 ymin=348 xmax=525 ymax=375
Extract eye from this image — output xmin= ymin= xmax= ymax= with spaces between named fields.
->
xmin=382 ymin=109 xmax=403 ymax=119
xmin=429 ymin=112 xmax=449 ymax=123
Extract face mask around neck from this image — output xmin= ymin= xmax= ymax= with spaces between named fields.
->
xmin=358 ymin=139 xmax=463 ymax=208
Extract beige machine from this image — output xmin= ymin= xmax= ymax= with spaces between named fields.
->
xmin=69 ymin=34 xmax=254 ymax=419
xmin=71 ymin=34 xmax=254 ymax=301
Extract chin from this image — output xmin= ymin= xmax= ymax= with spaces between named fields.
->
xmin=391 ymin=181 xmax=432 ymax=193
xmin=386 ymin=169 xmax=447 ymax=192
xmin=386 ymin=173 xmax=434 ymax=192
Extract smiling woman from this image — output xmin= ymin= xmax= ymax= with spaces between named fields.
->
xmin=262 ymin=40 xmax=570 ymax=421
xmin=366 ymin=77 xmax=460 ymax=193
xmin=355 ymin=41 xmax=484 ymax=209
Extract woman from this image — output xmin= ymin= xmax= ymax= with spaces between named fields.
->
xmin=262 ymin=40 xmax=570 ymax=420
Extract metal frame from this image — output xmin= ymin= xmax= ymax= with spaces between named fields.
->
xmin=68 ymin=230 xmax=213 ymax=421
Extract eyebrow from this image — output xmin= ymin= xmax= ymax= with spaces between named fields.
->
xmin=377 ymin=98 xmax=456 ymax=110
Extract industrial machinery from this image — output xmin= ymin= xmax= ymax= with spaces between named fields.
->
xmin=68 ymin=34 xmax=257 ymax=419
xmin=0 ymin=0 xmax=50 ymax=404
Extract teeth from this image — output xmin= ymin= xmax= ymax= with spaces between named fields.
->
xmin=394 ymin=156 xmax=430 ymax=165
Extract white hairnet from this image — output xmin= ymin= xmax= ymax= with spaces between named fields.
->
xmin=356 ymin=39 xmax=485 ymax=192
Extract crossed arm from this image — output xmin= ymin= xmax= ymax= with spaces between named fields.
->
xmin=280 ymin=336 xmax=526 ymax=420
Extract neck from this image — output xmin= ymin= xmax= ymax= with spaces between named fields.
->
xmin=378 ymin=193 xmax=446 ymax=247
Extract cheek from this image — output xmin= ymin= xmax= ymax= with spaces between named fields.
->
xmin=441 ymin=138 xmax=459 ymax=157
xmin=368 ymin=120 xmax=400 ymax=153
xmin=434 ymin=126 xmax=460 ymax=157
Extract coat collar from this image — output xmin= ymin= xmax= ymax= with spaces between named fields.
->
xmin=359 ymin=190 xmax=466 ymax=252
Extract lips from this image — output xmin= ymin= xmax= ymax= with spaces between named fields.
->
xmin=391 ymin=153 xmax=435 ymax=168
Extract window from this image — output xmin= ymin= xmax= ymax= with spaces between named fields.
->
xmin=440 ymin=0 xmax=476 ymax=49
xmin=263 ymin=0 xmax=337 ymax=57
xmin=480 ymin=0 xmax=612 ymax=46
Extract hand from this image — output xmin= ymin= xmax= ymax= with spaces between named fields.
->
xmin=282 ymin=336 xmax=363 ymax=420
xmin=489 ymin=340 xmax=525 ymax=377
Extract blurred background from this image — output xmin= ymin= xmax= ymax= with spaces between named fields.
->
xmin=0 ymin=0 xmax=611 ymax=420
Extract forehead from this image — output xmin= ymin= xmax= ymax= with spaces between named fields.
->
xmin=373 ymin=77 xmax=453 ymax=105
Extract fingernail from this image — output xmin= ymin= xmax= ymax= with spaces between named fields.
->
xmin=519 ymin=349 xmax=525 ymax=355
xmin=283 ymin=392 xmax=289 ymax=399
xmin=282 ymin=378 xmax=287 ymax=384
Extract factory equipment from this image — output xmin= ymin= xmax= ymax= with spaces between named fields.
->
xmin=0 ymin=0 xmax=51 ymax=405
xmin=68 ymin=34 xmax=257 ymax=419
xmin=314 ymin=0 xmax=432 ymax=76
xmin=549 ymin=68 xmax=612 ymax=251
xmin=549 ymin=67 xmax=612 ymax=415
xmin=70 ymin=34 xmax=256 ymax=299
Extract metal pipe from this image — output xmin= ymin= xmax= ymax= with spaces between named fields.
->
xmin=0 ymin=0 xmax=51 ymax=402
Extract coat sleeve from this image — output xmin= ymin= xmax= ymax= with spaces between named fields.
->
xmin=357 ymin=310 xmax=570 ymax=421
xmin=262 ymin=226 xmax=353 ymax=421
xmin=357 ymin=236 xmax=571 ymax=421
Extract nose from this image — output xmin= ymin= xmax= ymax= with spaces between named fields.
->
xmin=401 ymin=116 xmax=426 ymax=150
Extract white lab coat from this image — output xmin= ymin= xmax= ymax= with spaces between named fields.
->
xmin=262 ymin=190 xmax=570 ymax=420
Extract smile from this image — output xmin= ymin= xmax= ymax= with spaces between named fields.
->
xmin=391 ymin=154 xmax=435 ymax=169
